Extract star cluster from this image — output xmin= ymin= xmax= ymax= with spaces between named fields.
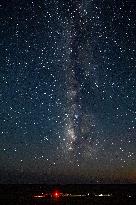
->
xmin=0 ymin=0 xmax=136 ymax=183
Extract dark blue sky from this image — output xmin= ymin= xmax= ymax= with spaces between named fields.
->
xmin=0 ymin=0 xmax=136 ymax=183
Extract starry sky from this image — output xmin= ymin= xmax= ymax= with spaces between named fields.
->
xmin=0 ymin=0 xmax=136 ymax=184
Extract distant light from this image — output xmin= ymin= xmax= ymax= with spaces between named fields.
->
xmin=33 ymin=195 xmax=44 ymax=198
xmin=53 ymin=191 xmax=60 ymax=198
xmin=33 ymin=193 xmax=49 ymax=198
xmin=95 ymin=193 xmax=111 ymax=197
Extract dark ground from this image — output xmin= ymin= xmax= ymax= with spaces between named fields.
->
xmin=0 ymin=184 xmax=136 ymax=205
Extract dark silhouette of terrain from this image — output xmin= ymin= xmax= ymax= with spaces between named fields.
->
xmin=0 ymin=184 xmax=136 ymax=205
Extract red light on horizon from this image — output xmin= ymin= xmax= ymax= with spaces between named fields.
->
xmin=53 ymin=191 xmax=60 ymax=198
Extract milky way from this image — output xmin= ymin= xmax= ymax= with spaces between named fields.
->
xmin=62 ymin=0 xmax=103 ymax=160
xmin=63 ymin=1 xmax=84 ymax=154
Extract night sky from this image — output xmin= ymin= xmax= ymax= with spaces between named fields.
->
xmin=0 ymin=0 xmax=136 ymax=184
